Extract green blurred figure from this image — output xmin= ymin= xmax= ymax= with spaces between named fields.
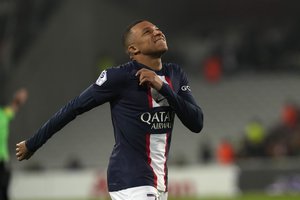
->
xmin=0 ymin=88 xmax=28 ymax=200
xmin=245 ymin=118 xmax=265 ymax=145
xmin=238 ymin=118 xmax=266 ymax=158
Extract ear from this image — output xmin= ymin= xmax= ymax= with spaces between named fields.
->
xmin=128 ymin=45 xmax=140 ymax=56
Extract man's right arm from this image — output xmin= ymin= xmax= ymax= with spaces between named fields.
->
xmin=16 ymin=85 xmax=100 ymax=161
xmin=16 ymin=68 xmax=126 ymax=161
xmin=29 ymin=85 xmax=101 ymax=152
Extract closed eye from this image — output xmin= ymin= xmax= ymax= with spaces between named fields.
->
xmin=142 ymin=29 xmax=151 ymax=35
xmin=142 ymin=26 xmax=162 ymax=36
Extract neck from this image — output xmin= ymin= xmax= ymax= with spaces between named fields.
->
xmin=134 ymin=56 xmax=162 ymax=71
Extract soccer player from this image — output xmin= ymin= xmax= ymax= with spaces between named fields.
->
xmin=16 ymin=20 xmax=203 ymax=200
xmin=1 ymin=88 xmax=28 ymax=200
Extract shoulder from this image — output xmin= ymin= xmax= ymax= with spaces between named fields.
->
xmin=107 ymin=61 xmax=137 ymax=76
xmin=95 ymin=61 xmax=135 ymax=87
xmin=163 ymin=62 xmax=190 ymax=86
xmin=163 ymin=62 xmax=186 ymax=76
xmin=164 ymin=62 xmax=185 ymax=72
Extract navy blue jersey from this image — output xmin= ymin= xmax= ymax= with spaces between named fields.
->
xmin=26 ymin=60 xmax=203 ymax=192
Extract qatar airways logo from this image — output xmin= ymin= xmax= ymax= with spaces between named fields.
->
xmin=140 ymin=111 xmax=174 ymax=130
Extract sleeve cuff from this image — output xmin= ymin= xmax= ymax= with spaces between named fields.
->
xmin=159 ymin=82 xmax=173 ymax=97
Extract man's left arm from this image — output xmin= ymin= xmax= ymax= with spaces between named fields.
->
xmin=159 ymin=80 xmax=203 ymax=133
xmin=136 ymin=67 xmax=203 ymax=133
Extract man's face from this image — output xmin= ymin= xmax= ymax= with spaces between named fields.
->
xmin=129 ymin=21 xmax=168 ymax=58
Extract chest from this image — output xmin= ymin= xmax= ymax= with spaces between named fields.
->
xmin=121 ymin=75 xmax=179 ymax=110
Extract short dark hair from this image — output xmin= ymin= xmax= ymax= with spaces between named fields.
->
xmin=122 ymin=19 xmax=146 ymax=54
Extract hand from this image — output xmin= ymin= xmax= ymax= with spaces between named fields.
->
xmin=16 ymin=141 xmax=34 ymax=161
xmin=135 ymin=68 xmax=163 ymax=90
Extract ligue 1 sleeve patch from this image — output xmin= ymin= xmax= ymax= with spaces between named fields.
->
xmin=96 ymin=70 xmax=107 ymax=86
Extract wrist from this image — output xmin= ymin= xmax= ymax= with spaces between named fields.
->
xmin=154 ymin=77 xmax=163 ymax=90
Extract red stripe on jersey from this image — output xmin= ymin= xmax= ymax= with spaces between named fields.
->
xmin=147 ymin=88 xmax=153 ymax=108
xmin=146 ymin=133 xmax=158 ymax=188
xmin=165 ymin=77 xmax=173 ymax=90
xmin=164 ymin=132 xmax=169 ymax=191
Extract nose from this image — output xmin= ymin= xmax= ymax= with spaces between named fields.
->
xmin=153 ymin=29 xmax=163 ymax=36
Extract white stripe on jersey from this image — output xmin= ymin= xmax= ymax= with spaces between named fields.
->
xmin=151 ymin=76 xmax=169 ymax=108
xmin=148 ymin=133 xmax=168 ymax=191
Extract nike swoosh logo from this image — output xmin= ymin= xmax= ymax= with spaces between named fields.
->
xmin=155 ymin=97 xmax=166 ymax=103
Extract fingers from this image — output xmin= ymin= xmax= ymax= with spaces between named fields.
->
xmin=16 ymin=143 xmax=24 ymax=161
xmin=139 ymin=74 xmax=151 ymax=86
xmin=135 ymin=68 xmax=154 ymax=78
xmin=136 ymin=68 xmax=155 ymax=86
xmin=136 ymin=68 xmax=163 ymax=90
xmin=136 ymin=69 xmax=147 ymax=85
xmin=136 ymin=69 xmax=147 ymax=86
xmin=16 ymin=141 xmax=30 ymax=161
xmin=135 ymin=68 xmax=149 ymax=76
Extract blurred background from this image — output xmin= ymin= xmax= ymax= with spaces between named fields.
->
xmin=1 ymin=0 xmax=300 ymax=199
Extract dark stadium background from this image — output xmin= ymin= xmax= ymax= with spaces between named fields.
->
xmin=1 ymin=0 xmax=300 ymax=199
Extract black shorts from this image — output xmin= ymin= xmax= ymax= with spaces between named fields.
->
xmin=0 ymin=161 xmax=11 ymax=198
